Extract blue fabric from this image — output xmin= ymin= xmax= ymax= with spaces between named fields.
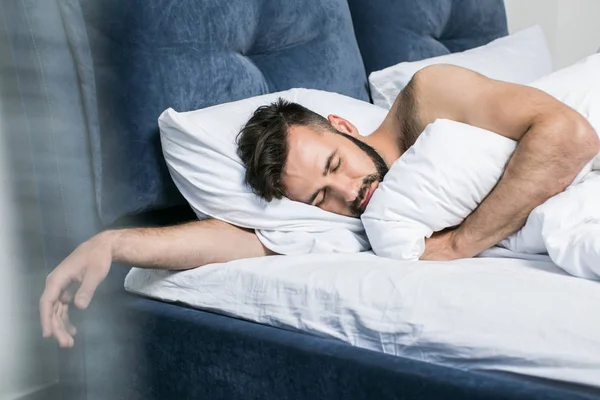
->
xmin=61 ymin=0 xmax=368 ymax=224
xmin=82 ymin=292 xmax=600 ymax=400
xmin=347 ymin=0 xmax=509 ymax=75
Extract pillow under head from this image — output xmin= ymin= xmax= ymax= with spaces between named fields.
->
xmin=159 ymin=89 xmax=388 ymax=255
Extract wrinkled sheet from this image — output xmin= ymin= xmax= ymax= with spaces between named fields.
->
xmin=125 ymin=253 xmax=600 ymax=388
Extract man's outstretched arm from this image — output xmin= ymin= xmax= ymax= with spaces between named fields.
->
xmin=40 ymin=219 xmax=275 ymax=347
xmin=414 ymin=64 xmax=600 ymax=259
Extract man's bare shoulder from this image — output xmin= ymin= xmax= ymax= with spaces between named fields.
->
xmin=406 ymin=63 xmax=583 ymax=142
xmin=392 ymin=64 xmax=469 ymax=148
xmin=409 ymin=64 xmax=487 ymax=119
xmin=386 ymin=64 xmax=514 ymax=150
xmin=413 ymin=63 xmax=483 ymax=83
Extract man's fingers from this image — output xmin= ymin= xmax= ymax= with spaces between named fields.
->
xmin=52 ymin=303 xmax=73 ymax=348
xmin=74 ymin=269 xmax=105 ymax=310
xmin=61 ymin=304 xmax=77 ymax=337
xmin=40 ymin=273 xmax=69 ymax=338
xmin=41 ymin=237 xmax=112 ymax=345
xmin=67 ymin=324 xmax=77 ymax=337
xmin=60 ymin=289 xmax=74 ymax=303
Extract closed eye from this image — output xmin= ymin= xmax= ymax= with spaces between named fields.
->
xmin=316 ymin=188 xmax=327 ymax=207
xmin=316 ymin=159 xmax=340 ymax=206
xmin=332 ymin=158 xmax=342 ymax=173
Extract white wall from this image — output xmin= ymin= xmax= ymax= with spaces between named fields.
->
xmin=504 ymin=0 xmax=600 ymax=69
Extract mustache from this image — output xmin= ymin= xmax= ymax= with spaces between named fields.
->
xmin=350 ymin=174 xmax=379 ymax=216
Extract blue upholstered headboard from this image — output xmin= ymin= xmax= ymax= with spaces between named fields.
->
xmin=61 ymin=0 xmax=508 ymax=224
xmin=348 ymin=0 xmax=508 ymax=75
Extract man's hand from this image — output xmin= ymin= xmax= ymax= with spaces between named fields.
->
xmin=40 ymin=231 xmax=114 ymax=348
xmin=40 ymin=219 xmax=275 ymax=347
xmin=420 ymin=229 xmax=464 ymax=261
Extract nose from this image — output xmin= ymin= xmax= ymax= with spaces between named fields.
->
xmin=328 ymin=175 xmax=361 ymax=203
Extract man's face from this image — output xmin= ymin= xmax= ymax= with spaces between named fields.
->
xmin=282 ymin=120 xmax=388 ymax=217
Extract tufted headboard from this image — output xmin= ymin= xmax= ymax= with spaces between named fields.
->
xmin=59 ymin=0 xmax=508 ymax=224
xmin=347 ymin=0 xmax=508 ymax=75
xmin=62 ymin=0 xmax=369 ymax=224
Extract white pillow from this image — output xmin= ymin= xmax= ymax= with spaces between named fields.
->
xmin=369 ymin=26 xmax=553 ymax=109
xmin=361 ymin=119 xmax=516 ymax=260
xmin=159 ymin=89 xmax=388 ymax=255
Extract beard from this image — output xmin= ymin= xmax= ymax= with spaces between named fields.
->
xmin=349 ymin=173 xmax=380 ymax=216
xmin=335 ymin=131 xmax=389 ymax=216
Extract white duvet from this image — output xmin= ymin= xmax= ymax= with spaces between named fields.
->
xmin=362 ymin=54 xmax=600 ymax=280
xmin=125 ymin=253 xmax=600 ymax=388
xmin=361 ymin=119 xmax=600 ymax=280
xmin=501 ymin=171 xmax=600 ymax=279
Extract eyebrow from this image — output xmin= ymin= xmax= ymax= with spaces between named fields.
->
xmin=307 ymin=150 xmax=337 ymax=205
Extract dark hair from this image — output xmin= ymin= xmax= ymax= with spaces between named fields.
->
xmin=236 ymin=98 xmax=334 ymax=201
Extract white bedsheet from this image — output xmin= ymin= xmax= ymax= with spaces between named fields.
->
xmin=125 ymin=253 xmax=600 ymax=388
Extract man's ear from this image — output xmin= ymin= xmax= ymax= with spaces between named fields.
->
xmin=327 ymin=114 xmax=359 ymax=137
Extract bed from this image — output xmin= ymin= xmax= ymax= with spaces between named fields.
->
xmin=5 ymin=0 xmax=600 ymax=399
xmin=125 ymin=252 xmax=600 ymax=388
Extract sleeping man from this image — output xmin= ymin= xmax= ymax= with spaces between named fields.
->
xmin=40 ymin=64 xmax=600 ymax=347
xmin=237 ymin=64 xmax=600 ymax=278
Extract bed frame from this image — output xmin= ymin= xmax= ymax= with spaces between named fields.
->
xmin=4 ymin=0 xmax=600 ymax=398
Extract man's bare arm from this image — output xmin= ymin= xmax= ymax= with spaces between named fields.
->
xmin=451 ymin=116 xmax=597 ymax=257
xmin=109 ymin=218 xmax=274 ymax=268
xmin=416 ymin=64 xmax=600 ymax=259
xmin=40 ymin=219 xmax=275 ymax=347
